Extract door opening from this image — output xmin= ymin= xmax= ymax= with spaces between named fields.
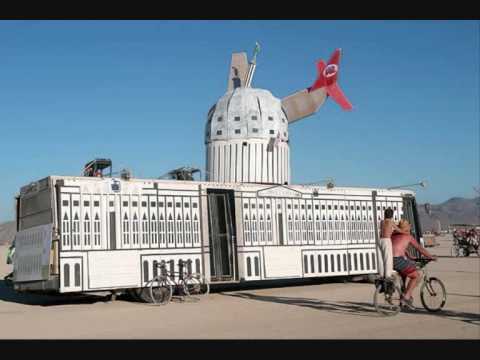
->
xmin=207 ymin=190 xmax=237 ymax=282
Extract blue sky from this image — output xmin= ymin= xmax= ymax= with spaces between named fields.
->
xmin=0 ymin=20 xmax=478 ymax=221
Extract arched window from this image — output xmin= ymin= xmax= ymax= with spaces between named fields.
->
xmin=64 ymin=264 xmax=70 ymax=287
xmin=143 ymin=260 xmax=149 ymax=283
xmin=74 ymin=263 xmax=81 ymax=287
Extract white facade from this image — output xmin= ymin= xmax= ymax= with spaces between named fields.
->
xmin=205 ymin=88 xmax=290 ymax=184
xmin=13 ymin=175 xmax=418 ymax=295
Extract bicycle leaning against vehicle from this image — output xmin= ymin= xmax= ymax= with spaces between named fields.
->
xmin=373 ymin=257 xmax=446 ymax=316
xmin=149 ymin=259 xmax=210 ymax=305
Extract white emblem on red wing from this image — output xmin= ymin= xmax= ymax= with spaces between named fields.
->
xmin=323 ymin=64 xmax=338 ymax=78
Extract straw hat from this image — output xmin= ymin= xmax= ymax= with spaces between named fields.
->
xmin=398 ymin=219 xmax=411 ymax=230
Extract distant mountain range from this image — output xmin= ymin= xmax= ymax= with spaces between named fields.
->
xmin=0 ymin=221 xmax=15 ymax=246
xmin=418 ymin=196 xmax=479 ymax=231
xmin=0 ymin=197 xmax=478 ymax=245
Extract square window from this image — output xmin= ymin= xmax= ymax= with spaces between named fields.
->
xmin=287 ymin=204 xmax=291 ymax=209
xmin=266 ymin=204 xmax=270 ymax=209
xmin=167 ymin=202 xmax=172 ymax=208
xmin=277 ymin=204 xmax=281 ymax=209
xmin=284 ymin=132 xmax=287 ymax=137
xmin=132 ymin=201 xmax=138 ymax=207
xmin=62 ymin=200 xmax=69 ymax=206
xmin=252 ymin=128 xmax=259 ymax=133
xmin=315 ymin=205 xmax=319 ymax=210
xmin=109 ymin=201 xmax=114 ymax=207
xmin=141 ymin=201 xmax=147 ymax=207
xmin=184 ymin=203 xmax=189 ymax=208
xmin=268 ymin=116 xmax=273 ymax=121
xmin=328 ymin=205 xmax=332 ymax=210
xmin=235 ymin=129 xmax=241 ymax=134
xmin=251 ymin=204 xmax=256 ymax=209
xmin=94 ymin=201 xmax=99 ymax=207
xmin=217 ymin=116 xmax=223 ymax=122
xmin=307 ymin=205 xmax=312 ymax=209
xmin=334 ymin=205 xmax=338 ymax=210
xmin=322 ymin=205 xmax=326 ymax=210
xmin=123 ymin=201 xmax=128 ymax=207
xmin=294 ymin=205 xmax=298 ymax=209
xmin=151 ymin=202 xmax=156 ymax=207
xmin=159 ymin=202 xmax=164 ymax=207
xmin=301 ymin=204 xmax=305 ymax=209
xmin=176 ymin=202 xmax=181 ymax=208
xmin=251 ymin=116 xmax=257 ymax=120
xmin=73 ymin=200 xmax=79 ymax=206
xmin=244 ymin=203 xmax=249 ymax=208
xmin=84 ymin=201 xmax=90 ymax=207
xmin=234 ymin=116 xmax=240 ymax=121
xmin=192 ymin=203 xmax=198 ymax=208
xmin=216 ymin=130 xmax=222 ymax=135
xmin=259 ymin=204 xmax=263 ymax=209
xmin=269 ymin=130 xmax=275 ymax=134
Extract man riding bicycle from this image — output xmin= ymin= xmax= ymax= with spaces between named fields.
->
xmin=391 ymin=219 xmax=437 ymax=309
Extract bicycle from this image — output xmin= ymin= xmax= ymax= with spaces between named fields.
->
xmin=149 ymin=259 xmax=209 ymax=305
xmin=373 ymin=258 xmax=446 ymax=315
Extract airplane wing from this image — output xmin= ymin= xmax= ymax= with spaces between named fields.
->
xmin=227 ymin=52 xmax=249 ymax=91
xmin=281 ymin=88 xmax=328 ymax=124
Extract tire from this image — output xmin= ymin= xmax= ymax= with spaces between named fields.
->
xmin=420 ymin=277 xmax=446 ymax=312
xmin=373 ymin=281 xmax=402 ymax=316
xmin=183 ymin=273 xmax=210 ymax=296
xmin=149 ymin=278 xmax=173 ymax=305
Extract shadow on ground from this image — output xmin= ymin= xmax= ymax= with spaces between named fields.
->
xmin=221 ymin=291 xmax=480 ymax=325
xmin=0 ymin=280 xmax=118 ymax=306
xmin=221 ymin=291 xmax=378 ymax=317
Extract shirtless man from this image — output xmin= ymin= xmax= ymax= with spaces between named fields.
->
xmin=378 ymin=208 xmax=403 ymax=279
xmin=392 ymin=219 xmax=436 ymax=309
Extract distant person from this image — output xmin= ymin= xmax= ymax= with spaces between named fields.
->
xmin=378 ymin=208 xmax=402 ymax=279
xmin=392 ymin=219 xmax=436 ymax=309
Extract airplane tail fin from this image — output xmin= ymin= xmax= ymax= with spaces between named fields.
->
xmin=309 ymin=48 xmax=353 ymax=111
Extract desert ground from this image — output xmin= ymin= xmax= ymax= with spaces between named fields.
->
xmin=0 ymin=235 xmax=478 ymax=339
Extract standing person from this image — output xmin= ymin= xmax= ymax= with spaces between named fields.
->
xmin=378 ymin=208 xmax=402 ymax=280
xmin=392 ymin=219 xmax=436 ymax=309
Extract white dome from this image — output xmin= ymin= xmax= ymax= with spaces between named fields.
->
xmin=205 ymin=88 xmax=291 ymax=185
xmin=205 ymin=88 xmax=289 ymax=143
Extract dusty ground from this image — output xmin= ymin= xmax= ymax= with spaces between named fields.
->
xmin=0 ymin=235 xmax=478 ymax=339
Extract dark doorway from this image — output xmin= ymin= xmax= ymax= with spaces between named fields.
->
xmin=207 ymin=190 xmax=237 ymax=282
xmin=109 ymin=212 xmax=116 ymax=250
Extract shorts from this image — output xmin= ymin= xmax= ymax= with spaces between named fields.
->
xmin=393 ymin=256 xmax=417 ymax=277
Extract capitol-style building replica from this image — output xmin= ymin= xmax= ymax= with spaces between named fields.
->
xmin=8 ymin=45 xmax=424 ymax=303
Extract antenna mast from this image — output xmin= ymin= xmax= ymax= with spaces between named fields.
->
xmin=245 ymin=42 xmax=260 ymax=88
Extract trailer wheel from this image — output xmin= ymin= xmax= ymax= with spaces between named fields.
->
xmin=132 ymin=287 xmax=155 ymax=303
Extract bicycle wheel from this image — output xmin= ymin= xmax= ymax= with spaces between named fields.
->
xmin=450 ymin=246 xmax=459 ymax=257
xmin=183 ymin=273 xmax=210 ymax=296
xmin=420 ymin=277 xmax=446 ymax=312
xmin=373 ymin=282 xmax=402 ymax=316
xmin=149 ymin=277 xmax=173 ymax=305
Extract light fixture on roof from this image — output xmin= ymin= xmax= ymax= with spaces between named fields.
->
xmin=387 ymin=180 xmax=427 ymax=190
